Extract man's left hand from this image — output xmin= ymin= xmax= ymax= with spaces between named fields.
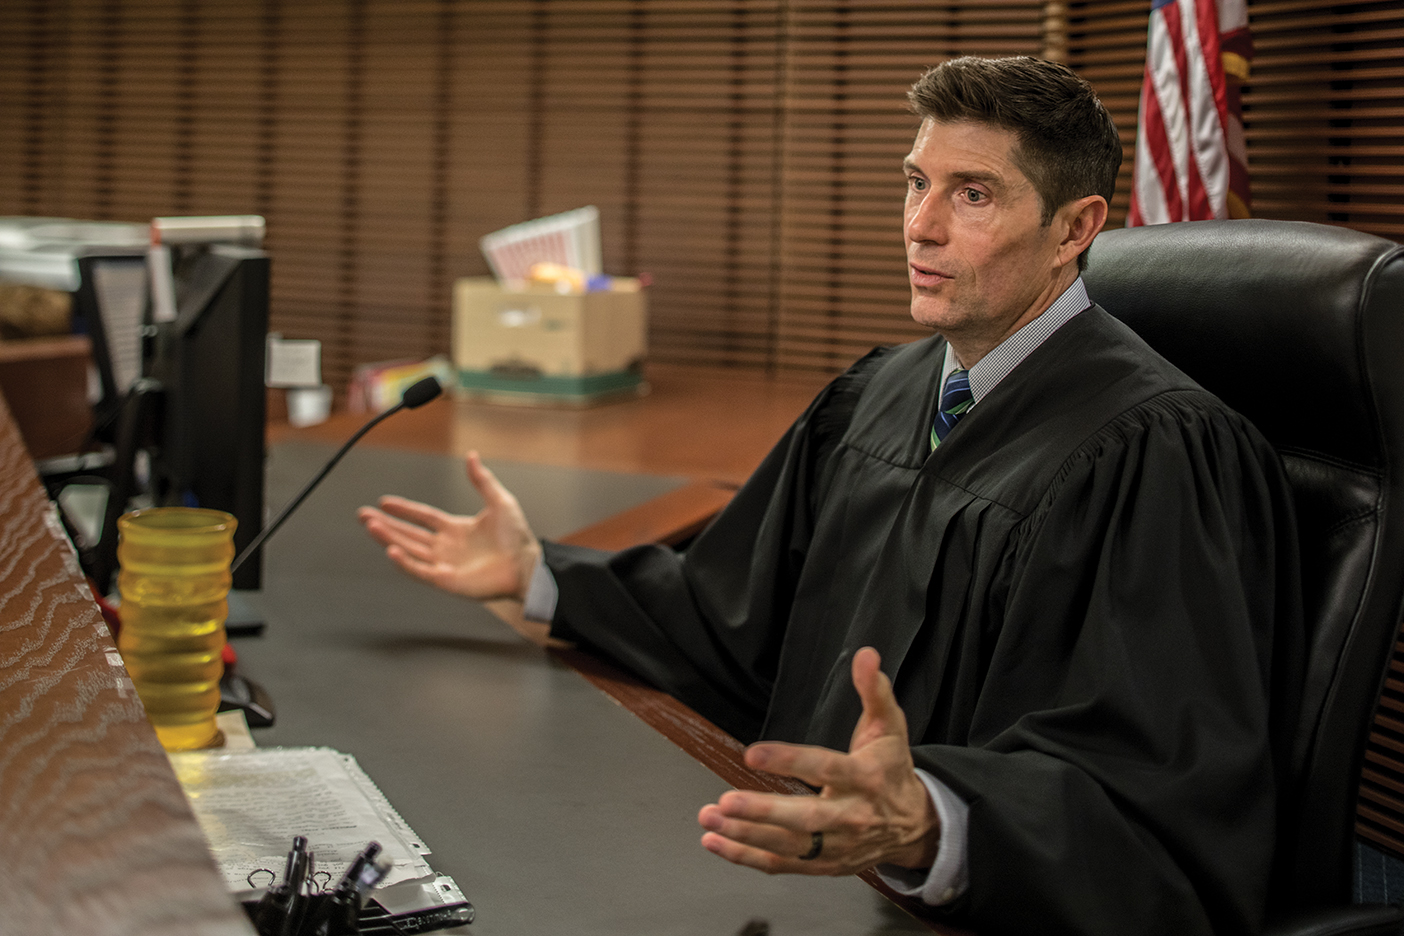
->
xmin=697 ymin=646 xmax=940 ymax=875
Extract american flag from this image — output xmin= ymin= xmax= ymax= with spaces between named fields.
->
xmin=1128 ymin=0 xmax=1253 ymax=226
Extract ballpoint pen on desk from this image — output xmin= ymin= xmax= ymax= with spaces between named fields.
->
xmin=287 ymin=841 xmax=316 ymax=936
xmin=307 ymin=841 xmax=392 ymax=936
xmin=251 ymin=836 xmax=314 ymax=936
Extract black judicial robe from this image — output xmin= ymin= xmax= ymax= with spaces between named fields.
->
xmin=544 ymin=306 xmax=1303 ymax=936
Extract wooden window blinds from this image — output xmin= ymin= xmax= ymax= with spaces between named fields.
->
xmin=1067 ymin=0 xmax=1404 ymax=238
xmin=1 ymin=1 xmax=1401 ymax=391
xmin=0 ymin=1 xmax=1054 ymax=387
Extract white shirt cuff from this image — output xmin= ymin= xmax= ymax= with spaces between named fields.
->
xmin=874 ymin=768 xmax=970 ymax=906
xmin=522 ymin=551 xmax=559 ymax=623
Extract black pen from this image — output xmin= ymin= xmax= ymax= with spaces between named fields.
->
xmin=251 ymin=835 xmax=311 ymax=936
xmin=280 ymin=836 xmax=314 ymax=936
xmin=310 ymin=841 xmax=392 ymax=936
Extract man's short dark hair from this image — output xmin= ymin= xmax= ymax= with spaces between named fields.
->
xmin=908 ymin=56 xmax=1122 ymax=230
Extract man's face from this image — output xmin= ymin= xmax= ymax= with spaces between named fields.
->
xmin=903 ymin=119 xmax=1073 ymax=361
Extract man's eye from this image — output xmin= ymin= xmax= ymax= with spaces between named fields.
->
xmin=963 ymin=188 xmax=986 ymax=203
xmin=909 ymin=176 xmax=928 ymax=192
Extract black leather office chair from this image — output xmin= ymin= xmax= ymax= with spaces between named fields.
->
xmin=1084 ymin=219 xmax=1404 ymax=935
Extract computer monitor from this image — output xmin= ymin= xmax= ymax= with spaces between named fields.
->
xmin=0 ymin=218 xmax=270 ymax=596
xmin=151 ymin=246 xmax=269 ymax=592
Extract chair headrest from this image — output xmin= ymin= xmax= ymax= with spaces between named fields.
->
xmin=1084 ymin=219 xmax=1404 ymax=470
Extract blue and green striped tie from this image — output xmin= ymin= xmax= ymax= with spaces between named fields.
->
xmin=930 ymin=368 xmax=973 ymax=451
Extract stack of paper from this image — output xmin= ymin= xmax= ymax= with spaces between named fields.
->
xmin=170 ymin=746 xmax=473 ymax=931
xmin=479 ymin=206 xmax=602 ymax=283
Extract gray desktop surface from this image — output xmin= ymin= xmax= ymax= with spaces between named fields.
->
xmin=234 ymin=441 xmax=926 ymax=936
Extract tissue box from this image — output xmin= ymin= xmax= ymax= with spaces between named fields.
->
xmin=451 ymin=277 xmax=647 ymax=405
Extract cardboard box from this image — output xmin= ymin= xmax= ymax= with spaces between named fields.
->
xmin=451 ymin=277 xmax=647 ymax=405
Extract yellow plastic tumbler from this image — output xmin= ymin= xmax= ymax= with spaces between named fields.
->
xmin=116 ymin=506 xmax=235 ymax=751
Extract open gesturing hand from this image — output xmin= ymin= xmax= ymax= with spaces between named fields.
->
xmin=357 ymin=451 xmax=540 ymax=603
xmin=697 ymin=647 xmax=939 ymax=876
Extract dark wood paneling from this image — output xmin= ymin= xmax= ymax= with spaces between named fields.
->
xmin=0 ymin=335 xmax=92 ymax=459
xmin=0 ymin=393 xmax=252 ymax=935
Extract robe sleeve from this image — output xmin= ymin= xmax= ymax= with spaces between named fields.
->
xmin=544 ymin=349 xmax=893 ymax=742
xmin=911 ymin=396 xmax=1303 ymax=936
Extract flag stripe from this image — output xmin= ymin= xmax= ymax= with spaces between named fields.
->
xmin=1170 ymin=0 xmax=1216 ymax=220
xmin=1184 ymin=0 xmax=1230 ymax=218
xmin=1140 ymin=64 xmax=1184 ymax=221
xmin=1149 ymin=7 xmax=1193 ymax=218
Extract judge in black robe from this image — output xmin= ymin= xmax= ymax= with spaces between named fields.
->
xmin=359 ymin=57 xmax=1303 ymax=936
xmin=542 ymin=305 xmax=1303 ymax=935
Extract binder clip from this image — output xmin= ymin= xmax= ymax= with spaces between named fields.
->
xmin=247 ymin=838 xmax=390 ymax=936
xmin=243 ymin=837 xmax=473 ymax=935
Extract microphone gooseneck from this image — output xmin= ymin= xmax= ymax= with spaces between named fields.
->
xmin=230 ymin=376 xmax=444 ymax=574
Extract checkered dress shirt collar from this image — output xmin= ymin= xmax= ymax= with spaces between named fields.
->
xmin=938 ymin=277 xmax=1092 ymax=408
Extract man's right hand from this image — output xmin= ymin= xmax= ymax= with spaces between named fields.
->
xmin=357 ymin=450 xmax=541 ymax=604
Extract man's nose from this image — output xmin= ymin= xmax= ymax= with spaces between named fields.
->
xmin=905 ymin=193 xmax=947 ymax=245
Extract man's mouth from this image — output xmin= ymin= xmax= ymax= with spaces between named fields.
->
xmin=909 ymin=262 xmax=950 ymax=289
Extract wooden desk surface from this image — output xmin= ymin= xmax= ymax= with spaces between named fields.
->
xmin=268 ymin=363 xmax=833 ymax=487
xmin=0 ymin=395 xmax=251 ymax=935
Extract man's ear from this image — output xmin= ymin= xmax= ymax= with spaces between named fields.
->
xmin=1056 ymin=195 xmax=1108 ymax=268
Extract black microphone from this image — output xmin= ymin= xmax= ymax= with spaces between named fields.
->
xmin=231 ymin=375 xmax=443 ymax=574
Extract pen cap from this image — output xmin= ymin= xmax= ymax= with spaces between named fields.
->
xmin=356 ymin=856 xmax=393 ymax=899
xmin=332 ymin=840 xmax=381 ymax=895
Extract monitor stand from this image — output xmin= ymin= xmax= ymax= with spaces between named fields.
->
xmin=227 ymin=588 xmax=265 ymax=636
xmin=222 ymin=588 xmax=275 ymax=728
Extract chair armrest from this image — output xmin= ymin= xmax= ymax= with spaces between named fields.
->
xmin=1264 ymin=904 xmax=1404 ymax=936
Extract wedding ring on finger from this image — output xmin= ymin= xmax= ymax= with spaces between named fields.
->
xmin=799 ymin=830 xmax=823 ymax=861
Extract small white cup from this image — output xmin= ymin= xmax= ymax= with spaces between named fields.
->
xmin=286 ymin=385 xmax=333 ymax=427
